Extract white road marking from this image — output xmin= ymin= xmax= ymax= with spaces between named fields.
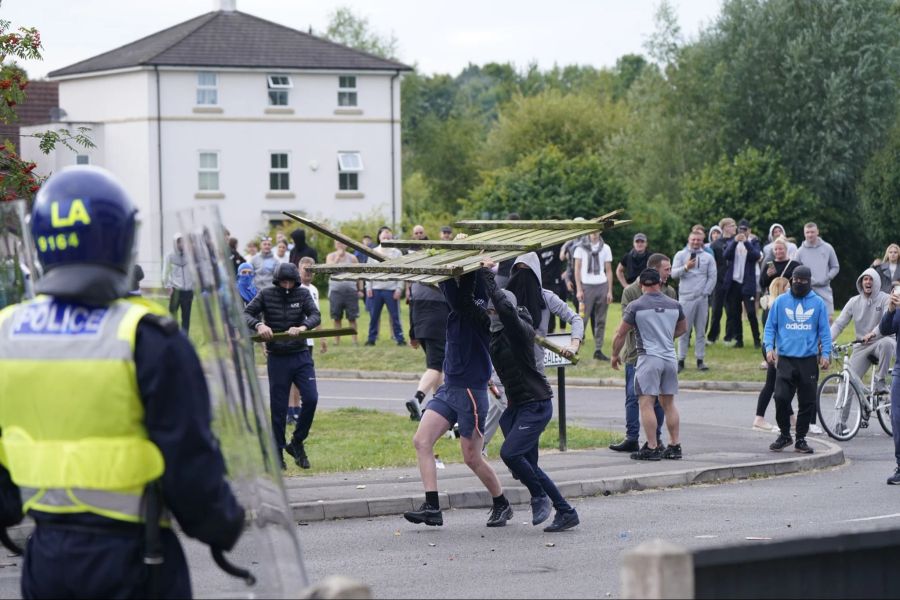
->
xmin=843 ymin=513 xmax=900 ymax=523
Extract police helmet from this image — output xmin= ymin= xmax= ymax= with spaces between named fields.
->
xmin=32 ymin=166 xmax=136 ymax=273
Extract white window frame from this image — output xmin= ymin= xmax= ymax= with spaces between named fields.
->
xmin=75 ymin=154 xmax=90 ymax=165
xmin=338 ymin=151 xmax=363 ymax=191
xmin=338 ymin=75 xmax=357 ymax=107
xmin=267 ymin=74 xmax=292 ymax=106
xmin=269 ymin=152 xmax=291 ymax=191
xmin=198 ymin=151 xmax=220 ymax=191
xmin=197 ymin=71 xmax=218 ymax=105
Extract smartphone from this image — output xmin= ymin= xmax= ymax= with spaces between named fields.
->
xmin=767 ymin=261 xmax=775 ymax=269
xmin=691 ymin=252 xmax=697 ymax=261
xmin=893 ymin=284 xmax=900 ymax=295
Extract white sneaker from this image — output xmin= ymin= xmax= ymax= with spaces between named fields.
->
xmin=809 ymin=424 xmax=823 ymax=435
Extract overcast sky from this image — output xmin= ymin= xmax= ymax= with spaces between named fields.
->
xmin=3 ymin=0 xmax=723 ymax=79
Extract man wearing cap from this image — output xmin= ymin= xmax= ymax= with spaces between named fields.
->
xmin=672 ymin=229 xmax=717 ymax=372
xmin=723 ymin=219 xmax=762 ymax=348
xmin=611 ymin=268 xmax=688 ymax=460
xmin=440 ymin=226 xmax=453 ymax=241
xmin=616 ymin=233 xmax=650 ymax=289
xmin=763 ymin=265 xmax=832 ymax=454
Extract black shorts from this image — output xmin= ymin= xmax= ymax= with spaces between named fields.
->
xmin=418 ymin=338 xmax=445 ymax=371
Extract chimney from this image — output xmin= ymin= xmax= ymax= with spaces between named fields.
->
xmin=217 ymin=0 xmax=236 ymax=11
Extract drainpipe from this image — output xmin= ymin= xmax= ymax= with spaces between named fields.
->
xmin=155 ymin=66 xmax=164 ymax=276
xmin=390 ymin=69 xmax=400 ymax=228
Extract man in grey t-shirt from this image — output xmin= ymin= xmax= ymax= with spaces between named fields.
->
xmin=612 ymin=268 xmax=687 ymax=461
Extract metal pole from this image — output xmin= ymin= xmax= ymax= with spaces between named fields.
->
xmin=558 ymin=366 xmax=567 ymax=452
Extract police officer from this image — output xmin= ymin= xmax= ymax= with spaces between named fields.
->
xmin=0 ymin=166 xmax=245 ymax=598
xmin=244 ymin=261 xmax=321 ymax=470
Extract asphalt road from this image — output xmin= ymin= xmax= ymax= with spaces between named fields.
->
xmin=2 ymin=378 xmax=897 ymax=598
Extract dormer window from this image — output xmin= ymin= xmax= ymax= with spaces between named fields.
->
xmin=267 ymin=74 xmax=292 ymax=106
xmin=338 ymin=76 xmax=357 ymax=107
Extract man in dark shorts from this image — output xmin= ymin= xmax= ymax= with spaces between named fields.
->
xmin=326 ymin=240 xmax=362 ymax=345
xmin=404 ymin=272 xmax=512 ymax=528
xmin=405 ymin=280 xmax=449 ymax=420
xmin=611 ymin=268 xmax=687 ymax=461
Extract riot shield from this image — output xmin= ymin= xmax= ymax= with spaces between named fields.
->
xmin=0 ymin=200 xmax=38 ymax=309
xmin=176 ymin=205 xmax=307 ymax=598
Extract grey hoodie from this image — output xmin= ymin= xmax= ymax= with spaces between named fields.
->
xmin=163 ymin=233 xmax=194 ymax=290
xmin=795 ymin=237 xmax=839 ymax=302
xmin=671 ymin=245 xmax=717 ymax=300
xmin=762 ymin=223 xmax=798 ymax=262
xmin=830 ymin=267 xmax=891 ymax=341
xmin=512 ymin=252 xmax=585 ymax=370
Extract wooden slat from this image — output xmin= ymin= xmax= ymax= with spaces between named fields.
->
xmin=282 ymin=211 xmax=384 ymax=262
xmin=381 ymin=239 xmax=541 ymax=251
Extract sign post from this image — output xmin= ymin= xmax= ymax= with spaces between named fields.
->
xmin=543 ymin=333 xmax=575 ymax=451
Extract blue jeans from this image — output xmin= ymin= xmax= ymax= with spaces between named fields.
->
xmin=499 ymin=400 xmax=572 ymax=512
xmin=892 ymin=372 xmax=900 ymax=465
xmin=267 ymin=351 xmax=318 ymax=449
xmin=367 ymin=289 xmax=405 ymax=344
xmin=625 ymin=362 xmax=664 ymax=442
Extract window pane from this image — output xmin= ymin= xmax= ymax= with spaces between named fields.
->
xmin=197 ymin=89 xmax=217 ymax=105
xmin=339 ymin=76 xmax=356 ymax=89
xmin=199 ymin=153 xmax=218 ymax=169
xmin=199 ymin=172 xmax=218 ymax=191
xmin=338 ymin=91 xmax=357 ymax=107
xmin=339 ymin=172 xmax=358 ymax=191
xmin=270 ymin=153 xmax=287 ymax=169
xmin=338 ymin=152 xmax=363 ymax=172
xmin=269 ymin=90 xmax=288 ymax=106
xmin=198 ymin=72 xmax=216 ymax=86
xmin=279 ymin=173 xmax=290 ymax=189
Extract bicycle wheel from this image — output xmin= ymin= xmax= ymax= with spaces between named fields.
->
xmin=876 ymin=372 xmax=893 ymax=436
xmin=817 ymin=373 xmax=862 ymax=441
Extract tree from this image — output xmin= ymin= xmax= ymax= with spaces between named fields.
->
xmin=323 ymin=6 xmax=399 ymax=60
xmin=859 ymin=119 xmax=900 ymax=254
xmin=0 ymin=15 xmax=93 ymax=203
xmin=680 ymin=146 xmax=821 ymax=243
xmin=481 ymin=90 xmax=628 ymax=170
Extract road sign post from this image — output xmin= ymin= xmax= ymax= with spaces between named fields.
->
xmin=543 ymin=333 xmax=575 ymax=451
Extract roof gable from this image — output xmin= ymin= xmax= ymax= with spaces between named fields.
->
xmin=49 ymin=10 xmax=411 ymax=78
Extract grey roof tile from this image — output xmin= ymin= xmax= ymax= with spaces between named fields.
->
xmin=49 ymin=11 xmax=410 ymax=78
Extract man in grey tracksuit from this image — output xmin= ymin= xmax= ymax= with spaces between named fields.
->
xmin=672 ymin=229 xmax=717 ymax=372
xmin=163 ymin=233 xmax=195 ymax=333
xmin=482 ymin=252 xmax=585 ymax=447
xmin=830 ymin=267 xmax=895 ymax=394
xmin=795 ymin=223 xmax=840 ymax=318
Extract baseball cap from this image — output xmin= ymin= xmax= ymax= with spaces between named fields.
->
xmin=639 ymin=268 xmax=661 ymax=286
xmin=440 ymin=226 xmax=452 ymax=234
xmin=634 ymin=233 xmax=647 ymax=242
xmin=738 ymin=219 xmax=750 ymax=230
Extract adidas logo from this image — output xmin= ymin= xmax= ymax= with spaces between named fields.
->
xmin=785 ymin=302 xmax=814 ymax=331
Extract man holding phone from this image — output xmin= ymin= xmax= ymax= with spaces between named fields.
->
xmin=672 ymin=230 xmax=717 ymax=371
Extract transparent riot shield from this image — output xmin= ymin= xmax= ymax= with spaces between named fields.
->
xmin=176 ymin=205 xmax=307 ymax=598
xmin=0 ymin=200 xmax=39 ymax=309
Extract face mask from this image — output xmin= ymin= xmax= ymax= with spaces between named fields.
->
xmin=792 ymin=281 xmax=810 ymax=297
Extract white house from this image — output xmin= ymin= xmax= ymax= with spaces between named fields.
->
xmin=21 ymin=2 xmax=411 ymax=284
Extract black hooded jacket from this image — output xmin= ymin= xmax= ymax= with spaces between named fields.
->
xmin=459 ymin=269 xmax=553 ymax=406
xmin=289 ymin=229 xmax=318 ymax=265
xmin=243 ymin=263 xmax=321 ymax=354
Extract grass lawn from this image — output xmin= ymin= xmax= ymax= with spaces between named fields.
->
xmin=284 ymin=407 xmax=618 ymax=477
xmin=150 ymin=291 xmax=854 ymax=383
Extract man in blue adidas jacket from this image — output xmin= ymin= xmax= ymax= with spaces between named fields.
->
xmin=763 ymin=266 xmax=832 ymax=454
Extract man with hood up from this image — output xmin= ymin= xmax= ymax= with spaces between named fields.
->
xmin=795 ymin=222 xmax=839 ymax=319
xmin=289 ymin=228 xmax=318 ymax=265
xmin=460 ymin=259 xmax=580 ymax=533
xmin=163 ymin=233 xmax=195 ymax=333
xmin=763 ymin=266 xmax=832 ymax=455
xmin=762 ymin=223 xmax=798 ymax=263
xmin=236 ymin=262 xmax=257 ymax=306
xmin=830 ymin=268 xmax=894 ymax=394
xmin=244 ymin=262 xmax=321 ymax=470
xmin=482 ymin=252 xmax=584 ymax=446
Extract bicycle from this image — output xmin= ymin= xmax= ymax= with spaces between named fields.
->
xmin=816 ymin=341 xmax=893 ymax=441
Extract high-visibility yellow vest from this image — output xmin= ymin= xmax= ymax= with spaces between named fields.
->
xmin=0 ymin=295 xmax=167 ymax=523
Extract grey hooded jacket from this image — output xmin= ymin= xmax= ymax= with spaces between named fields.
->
xmin=671 ymin=246 xmax=717 ymax=300
xmin=830 ymin=267 xmax=891 ymax=341
xmin=163 ymin=233 xmax=194 ymax=291
xmin=512 ymin=252 xmax=585 ymax=370
xmin=795 ymin=237 xmax=839 ymax=303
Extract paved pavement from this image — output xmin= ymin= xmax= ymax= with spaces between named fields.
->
xmin=281 ymin=375 xmax=844 ymax=523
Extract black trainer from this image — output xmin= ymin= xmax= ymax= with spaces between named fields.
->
xmin=794 ymin=438 xmax=814 ymax=454
xmin=285 ymin=440 xmax=311 ymax=469
xmin=486 ymin=503 xmax=513 ymax=527
xmin=769 ymin=435 xmax=792 ymax=452
xmin=887 ymin=466 xmax=900 ymax=485
xmin=404 ymin=503 xmax=443 ymax=526
xmin=697 ymin=359 xmax=709 ymax=372
xmin=662 ymin=444 xmax=682 ymax=460
xmin=544 ymin=509 xmax=579 ymax=532
xmin=593 ymin=350 xmax=610 ymax=361
xmin=630 ymin=443 xmax=663 ymax=461
xmin=609 ymin=438 xmax=639 ymax=452
xmin=677 ymin=359 xmax=685 ymax=373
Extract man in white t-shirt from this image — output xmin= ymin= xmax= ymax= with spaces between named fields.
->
xmin=574 ymin=232 xmax=614 ymax=360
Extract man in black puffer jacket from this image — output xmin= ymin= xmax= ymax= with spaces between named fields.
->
xmin=244 ymin=262 xmax=321 ymax=469
xmin=459 ymin=260 xmax=580 ymax=533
